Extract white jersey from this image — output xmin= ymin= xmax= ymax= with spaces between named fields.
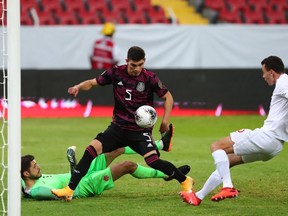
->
xmin=261 ymin=73 xmax=288 ymax=142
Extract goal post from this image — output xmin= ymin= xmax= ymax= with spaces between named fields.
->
xmin=7 ymin=0 xmax=21 ymax=215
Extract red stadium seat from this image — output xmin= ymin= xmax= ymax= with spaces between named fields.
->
xmin=132 ymin=0 xmax=152 ymax=12
xmin=265 ymin=8 xmax=287 ymax=24
xmin=63 ymin=0 xmax=86 ymax=12
xmin=99 ymin=10 xmax=125 ymax=24
xmin=269 ymin=0 xmax=288 ymax=11
xmin=146 ymin=5 xmax=168 ymax=24
xmin=204 ymin=0 xmax=227 ymax=11
xmin=226 ymin=0 xmax=249 ymax=12
xmin=247 ymin=0 xmax=268 ymax=12
xmin=37 ymin=10 xmax=57 ymax=25
xmin=243 ymin=8 xmax=266 ymax=24
xmin=86 ymin=0 xmax=108 ymax=13
xmin=55 ymin=10 xmax=79 ymax=25
xmin=39 ymin=0 xmax=63 ymax=13
xmin=123 ymin=9 xmax=148 ymax=24
xmin=21 ymin=11 xmax=34 ymax=25
xmin=77 ymin=10 xmax=102 ymax=24
xmin=21 ymin=0 xmax=39 ymax=12
xmin=218 ymin=7 xmax=243 ymax=23
xmin=110 ymin=0 xmax=132 ymax=12
xmin=128 ymin=15 xmax=148 ymax=24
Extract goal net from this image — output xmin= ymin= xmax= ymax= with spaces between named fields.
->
xmin=0 ymin=0 xmax=21 ymax=215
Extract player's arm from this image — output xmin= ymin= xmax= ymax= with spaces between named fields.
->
xmin=30 ymin=186 xmax=58 ymax=200
xmin=159 ymin=91 xmax=173 ymax=133
xmin=68 ymin=78 xmax=98 ymax=97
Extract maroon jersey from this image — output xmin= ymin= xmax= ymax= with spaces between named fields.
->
xmin=96 ymin=65 xmax=168 ymax=131
xmin=90 ymin=37 xmax=116 ymax=69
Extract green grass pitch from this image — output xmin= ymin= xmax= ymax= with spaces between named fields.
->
xmin=20 ymin=116 xmax=288 ymax=216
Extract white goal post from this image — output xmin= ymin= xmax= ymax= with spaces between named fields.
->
xmin=7 ymin=0 xmax=21 ymax=215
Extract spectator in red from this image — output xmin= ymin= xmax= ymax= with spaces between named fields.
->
xmin=90 ymin=22 xmax=121 ymax=69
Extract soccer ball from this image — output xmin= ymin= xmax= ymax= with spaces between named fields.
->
xmin=135 ymin=105 xmax=157 ymax=128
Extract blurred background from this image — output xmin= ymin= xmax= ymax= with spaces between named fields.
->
xmin=2 ymin=0 xmax=288 ymax=116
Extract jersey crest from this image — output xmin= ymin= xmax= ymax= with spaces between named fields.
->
xmin=136 ymin=82 xmax=145 ymax=92
xmin=103 ymin=175 xmax=109 ymax=181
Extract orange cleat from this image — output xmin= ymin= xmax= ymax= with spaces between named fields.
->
xmin=179 ymin=191 xmax=202 ymax=206
xmin=181 ymin=176 xmax=194 ymax=192
xmin=211 ymin=187 xmax=239 ymax=202
xmin=51 ymin=186 xmax=74 ymax=201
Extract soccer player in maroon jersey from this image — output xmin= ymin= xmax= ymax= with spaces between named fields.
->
xmin=52 ymin=46 xmax=194 ymax=203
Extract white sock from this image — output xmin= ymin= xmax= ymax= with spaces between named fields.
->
xmin=212 ymin=149 xmax=233 ymax=188
xmin=196 ymin=170 xmax=222 ymax=200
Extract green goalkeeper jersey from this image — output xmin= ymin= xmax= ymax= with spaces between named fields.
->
xmin=22 ymin=173 xmax=71 ymax=200
xmin=22 ymin=154 xmax=113 ymax=200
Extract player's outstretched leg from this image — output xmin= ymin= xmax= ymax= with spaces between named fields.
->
xmin=162 ymin=123 xmax=174 ymax=152
xmin=211 ymin=187 xmax=239 ymax=201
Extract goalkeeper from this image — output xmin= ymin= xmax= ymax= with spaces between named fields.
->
xmin=21 ymin=132 xmax=190 ymax=200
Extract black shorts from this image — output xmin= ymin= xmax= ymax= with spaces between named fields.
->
xmin=95 ymin=123 xmax=160 ymax=156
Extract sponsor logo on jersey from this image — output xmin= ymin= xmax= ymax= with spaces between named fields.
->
xmin=136 ymin=82 xmax=145 ymax=92
xmin=117 ymin=81 xmax=123 ymax=86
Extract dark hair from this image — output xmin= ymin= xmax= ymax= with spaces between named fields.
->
xmin=261 ymin=56 xmax=285 ymax=74
xmin=21 ymin=155 xmax=34 ymax=179
xmin=127 ymin=46 xmax=145 ymax=61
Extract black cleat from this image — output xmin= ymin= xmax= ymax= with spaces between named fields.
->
xmin=164 ymin=165 xmax=191 ymax=181
xmin=162 ymin=124 xmax=174 ymax=152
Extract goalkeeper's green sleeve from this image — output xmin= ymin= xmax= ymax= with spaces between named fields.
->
xmin=124 ymin=140 xmax=161 ymax=154
xmin=30 ymin=186 xmax=58 ymax=200
xmin=131 ymin=164 xmax=166 ymax=179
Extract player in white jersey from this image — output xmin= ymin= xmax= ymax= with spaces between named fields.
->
xmin=179 ymin=56 xmax=288 ymax=206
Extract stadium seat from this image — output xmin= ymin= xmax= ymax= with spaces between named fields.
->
xmin=55 ymin=10 xmax=79 ymax=25
xmin=62 ymin=0 xmax=86 ymax=12
xmin=37 ymin=10 xmax=57 ymax=25
xmin=99 ymin=10 xmax=125 ymax=24
xmin=131 ymin=0 xmax=152 ymax=12
xmin=109 ymin=0 xmax=132 ymax=12
xmin=39 ymin=0 xmax=63 ymax=13
xmin=86 ymin=0 xmax=109 ymax=13
xmin=248 ymin=0 xmax=268 ymax=12
xmin=269 ymin=0 xmax=288 ymax=11
xmin=145 ymin=5 xmax=168 ymax=24
xmin=226 ymin=0 xmax=248 ymax=12
xmin=127 ymin=15 xmax=148 ymax=24
xmin=21 ymin=11 xmax=34 ymax=25
xmin=204 ymin=0 xmax=227 ymax=11
xmin=218 ymin=7 xmax=243 ymax=23
xmin=243 ymin=8 xmax=266 ymax=24
xmin=21 ymin=0 xmax=39 ymax=12
xmin=77 ymin=10 xmax=102 ymax=24
xmin=123 ymin=9 xmax=148 ymax=24
xmin=265 ymin=8 xmax=287 ymax=24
